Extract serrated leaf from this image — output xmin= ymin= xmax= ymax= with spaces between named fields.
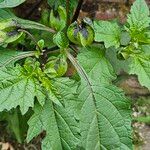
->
xmin=0 ymin=0 xmax=25 ymax=8
xmin=127 ymin=0 xmax=150 ymax=32
xmin=94 ymin=21 xmax=121 ymax=48
xmin=0 ymin=66 xmax=45 ymax=114
xmin=129 ymin=54 xmax=150 ymax=89
xmin=78 ymin=79 xmax=132 ymax=150
xmin=27 ymin=78 xmax=79 ymax=150
xmin=67 ymin=52 xmax=132 ymax=149
xmin=77 ymin=46 xmax=116 ymax=84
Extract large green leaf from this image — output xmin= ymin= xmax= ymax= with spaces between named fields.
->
xmin=67 ymin=52 xmax=132 ymax=150
xmin=129 ymin=54 xmax=150 ymax=90
xmin=77 ymin=46 xmax=116 ymax=83
xmin=78 ymin=79 xmax=132 ymax=150
xmin=0 ymin=0 xmax=25 ymax=8
xmin=127 ymin=0 xmax=150 ymax=32
xmin=94 ymin=21 xmax=121 ymax=48
xmin=0 ymin=66 xmax=45 ymax=114
xmin=27 ymin=78 xmax=79 ymax=150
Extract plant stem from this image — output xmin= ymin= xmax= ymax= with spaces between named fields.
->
xmin=44 ymin=46 xmax=59 ymax=54
xmin=71 ymin=0 xmax=84 ymax=23
xmin=18 ymin=29 xmax=42 ymax=51
xmin=66 ymin=0 xmax=70 ymax=26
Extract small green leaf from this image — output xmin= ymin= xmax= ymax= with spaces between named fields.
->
xmin=127 ymin=0 xmax=150 ymax=32
xmin=53 ymin=32 xmax=69 ymax=48
xmin=94 ymin=21 xmax=121 ymax=48
xmin=129 ymin=54 xmax=150 ymax=89
xmin=0 ymin=0 xmax=25 ymax=8
xmin=50 ymin=6 xmax=67 ymax=31
xmin=120 ymin=32 xmax=131 ymax=46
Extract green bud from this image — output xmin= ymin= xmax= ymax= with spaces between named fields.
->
xmin=117 ymin=50 xmax=130 ymax=60
xmin=41 ymin=9 xmax=50 ymax=26
xmin=117 ymin=46 xmax=132 ymax=60
xmin=67 ymin=21 xmax=94 ymax=47
xmin=49 ymin=6 xmax=67 ymax=31
xmin=37 ymin=39 xmax=45 ymax=50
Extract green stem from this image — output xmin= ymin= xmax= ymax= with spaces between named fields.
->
xmin=66 ymin=0 xmax=70 ymax=27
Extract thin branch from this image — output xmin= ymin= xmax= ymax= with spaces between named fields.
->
xmin=71 ymin=0 xmax=84 ymax=23
xmin=66 ymin=0 xmax=70 ymax=26
xmin=18 ymin=29 xmax=42 ymax=51
xmin=44 ymin=46 xmax=59 ymax=54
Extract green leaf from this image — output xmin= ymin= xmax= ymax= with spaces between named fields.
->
xmin=105 ymin=47 xmax=130 ymax=74
xmin=0 ymin=0 xmax=25 ymax=8
xmin=67 ymin=52 xmax=132 ymax=149
xmin=50 ymin=6 xmax=67 ymax=31
xmin=27 ymin=78 xmax=79 ymax=150
xmin=77 ymin=46 xmax=116 ymax=84
xmin=0 ymin=9 xmax=55 ymax=33
xmin=127 ymin=0 xmax=150 ymax=32
xmin=94 ymin=21 xmax=121 ymax=48
xmin=53 ymin=31 xmax=69 ymax=48
xmin=0 ymin=30 xmax=23 ymax=46
xmin=11 ymin=18 xmax=55 ymax=33
xmin=0 ymin=66 xmax=45 ymax=114
xmin=78 ymin=80 xmax=132 ymax=150
xmin=129 ymin=54 xmax=150 ymax=89
xmin=0 ymin=47 xmax=35 ymax=67
xmin=0 ymin=9 xmax=15 ymax=21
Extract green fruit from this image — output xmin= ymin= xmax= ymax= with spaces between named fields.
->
xmin=67 ymin=21 xmax=94 ymax=47
xmin=44 ymin=55 xmax=68 ymax=78
xmin=49 ymin=6 xmax=67 ymax=31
